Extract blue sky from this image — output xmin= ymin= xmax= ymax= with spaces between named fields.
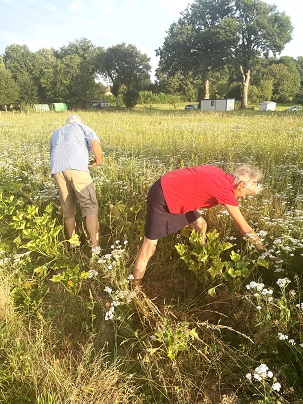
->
xmin=0 ymin=0 xmax=302 ymax=79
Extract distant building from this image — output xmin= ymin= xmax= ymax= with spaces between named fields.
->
xmin=34 ymin=104 xmax=50 ymax=112
xmin=200 ymin=99 xmax=235 ymax=111
xmin=259 ymin=101 xmax=276 ymax=111
xmin=84 ymin=99 xmax=111 ymax=109
xmin=52 ymin=103 xmax=67 ymax=112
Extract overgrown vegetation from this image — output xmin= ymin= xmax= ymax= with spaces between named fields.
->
xmin=1 ymin=109 xmax=303 ymax=403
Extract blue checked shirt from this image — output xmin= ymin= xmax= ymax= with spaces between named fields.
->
xmin=50 ymin=123 xmax=101 ymax=174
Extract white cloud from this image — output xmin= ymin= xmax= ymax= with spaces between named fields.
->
xmin=68 ymin=0 xmax=82 ymax=12
xmin=43 ymin=4 xmax=60 ymax=13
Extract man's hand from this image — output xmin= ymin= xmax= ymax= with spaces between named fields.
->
xmin=244 ymin=230 xmax=266 ymax=252
xmin=88 ymin=161 xmax=102 ymax=168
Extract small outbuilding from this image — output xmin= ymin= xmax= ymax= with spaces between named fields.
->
xmin=84 ymin=99 xmax=111 ymax=109
xmin=200 ymin=98 xmax=235 ymax=111
xmin=259 ymin=101 xmax=276 ymax=112
xmin=34 ymin=104 xmax=50 ymax=112
xmin=52 ymin=103 xmax=67 ymax=112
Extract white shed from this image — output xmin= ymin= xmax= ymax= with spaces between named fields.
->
xmin=34 ymin=104 xmax=50 ymax=112
xmin=200 ymin=98 xmax=235 ymax=111
xmin=259 ymin=101 xmax=276 ymax=111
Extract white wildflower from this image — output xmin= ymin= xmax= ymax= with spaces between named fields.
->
xmin=278 ymin=332 xmax=288 ymax=341
xmin=277 ymin=278 xmax=291 ymax=288
xmin=272 ymin=382 xmax=281 ymax=392
xmin=87 ymin=269 xmax=98 ymax=278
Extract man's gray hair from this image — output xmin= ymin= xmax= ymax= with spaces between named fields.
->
xmin=232 ymin=164 xmax=263 ymax=195
xmin=66 ymin=114 xmax=83 ymax=125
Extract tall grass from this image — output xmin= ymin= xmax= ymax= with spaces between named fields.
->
xmin=1 ymin=108 xmax=303 ymax=402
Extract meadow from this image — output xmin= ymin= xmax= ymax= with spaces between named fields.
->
xmin=0 ymin=107 xmax=303 ymax=403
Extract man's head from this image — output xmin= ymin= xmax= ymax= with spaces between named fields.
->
xmin=232 ymin=164 xmax=263 ymax=198
xmin=66 ymin=114 xmax=83 ymax=125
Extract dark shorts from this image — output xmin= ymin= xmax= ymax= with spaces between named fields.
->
xmin=144 ymin=179 xmax=201 ymax=240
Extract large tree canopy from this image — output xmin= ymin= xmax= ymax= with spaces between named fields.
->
xmin=54 ymin=38 xmax=101 ymax=104
xmin=157 ymin=0 xmax=237 ymax=75
xmin=96 ymin=43 xmax=151 ymax=104
xmin=157 ymin=0 xmax=293 ymax=108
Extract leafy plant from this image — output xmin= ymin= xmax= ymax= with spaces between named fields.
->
xmin=11 ymin=203 xmax=63 ymax=258
xmin=176 ymin=230 xmax=268 ymax=291
xmin=50 ymin=264 xmax=91 ymax=296
xmin=151 ymin=319 xmax=199 ymax=361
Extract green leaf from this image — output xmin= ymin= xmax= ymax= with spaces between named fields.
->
xmin=50 ymin=274 xmax=64 ymax=283
xmin=256 ymin=258 xmax=269 ymax=268
xmin=230 ymin=250 xmax=241 ymax=262
xmin=207 ymin=284 xmax=223 ymax=297
xmin=207 ymin=260 xmax=224 ymax=278
xmin=33 ymin=266 xmax=49 ymax=276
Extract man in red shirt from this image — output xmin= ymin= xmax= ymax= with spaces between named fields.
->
xmin=133 ymin=164 xmax=265 ymax=286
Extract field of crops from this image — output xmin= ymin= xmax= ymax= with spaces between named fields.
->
xmin=1 ymin=108 xmax=303 ymax=403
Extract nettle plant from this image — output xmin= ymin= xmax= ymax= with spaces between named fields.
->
xmin=151 ymin=319 xmax=199 ymax=361
xmin=175 ymin=230 xmax=268 ymax=293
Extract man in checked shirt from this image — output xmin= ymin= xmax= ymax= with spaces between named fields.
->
xmin=50 ymin=114 xmax=102 ymax=253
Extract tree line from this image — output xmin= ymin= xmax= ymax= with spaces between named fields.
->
xmin=0 ymin=39 xmax=151 ymax=110
xmin=0 ymin=0 xmax=302 ymax=110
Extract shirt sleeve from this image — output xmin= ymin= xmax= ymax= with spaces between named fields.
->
xmin=82 ymin=125 xmax=100 ymax=146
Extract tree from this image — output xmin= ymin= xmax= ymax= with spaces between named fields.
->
xmin=3 ymin=44 xmax=36 ymax=82
xmin=270 ymin=57 xmax=300 ymax=102
xmin=156 ymin=0 xmax=238 ymax=99
xmin=16 ymin=73 xmax=38 ymax=105
xmin=55 ymin=38 xmax=101 ymax=104
xmin=96 ymin=43 xmax=151 ymax=105
xmin=248 ymin=79 xmax=273 ymax=104
xmin=34 ymin=48 xmax=57 ymax=102
xmin=295 ymin=57 xmax=303 ymax=85
xmin=40 ymin=54 xmax=82 ymax=104
xmin=265 ymin=63 xmax=300 ymax=102
xmin=155 ymin=70 xmax=202 ymax=101
xmin=123 ymin=89 xmax=140 ymax=108
xmin=235 ymin=0 xmax=293 ymax=108
xmin=0 ymin=62 xmax=19 ymax=110
xmin=294 ymin=56 xmax=303 ymax=102
xmin=157 ymin=0 xmax=293 ymax=108
xmin=3 ymin=44 xmax=40 ymax=105
xmin=249 ymin=56 xmax=300 ymax=103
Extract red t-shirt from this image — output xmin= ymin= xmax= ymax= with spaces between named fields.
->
xmin=160 ymin=165 xmax=238 ymax=214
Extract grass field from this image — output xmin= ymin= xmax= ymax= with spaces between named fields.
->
xmin=1 ymin=108 xmax=303 ymax=403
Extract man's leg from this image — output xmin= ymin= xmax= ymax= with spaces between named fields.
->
xmin=53 ymin=172 xmax=77 ymax=244
xmin=64 ymin=215 xmax=76 ymax=239
xmin=133 ymin=236 xmax=158 ymax=283
xmin=189 ymin=216 xmax=207 ymax=244
xmin=85 ymin=214 xmax=100 ymax=250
